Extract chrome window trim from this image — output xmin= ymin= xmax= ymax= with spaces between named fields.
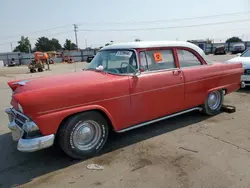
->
xmin=139 ymin=68 xmax=180 ymax=75
xmin=88 ymin=48 xmax=140 ymax=76
xmin=176 ymin=48 xmax=210 ymax=69
xmin=138 ymin=49 xmax=178 ymax=74
xmin=179 ymin=64 xmax=211 ymax=70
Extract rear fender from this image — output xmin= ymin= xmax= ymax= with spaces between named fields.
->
xmin=206 ymin=83 xmax=239 ymax=96
xmin=207 ymin=86 xmax=226 ymax=96
xmin=34 ymin=105 xmax=116 ymax=135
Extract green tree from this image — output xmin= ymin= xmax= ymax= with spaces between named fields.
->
xmin=50 ymin=38 xmax=62 ymax=51
xmin=13 ymin=36 xmax=31 ymax=53
xmin=35 ymin=37 xmax=62 ymax=51
xmin=226 ymin=37 xmax=243 ymax=43
xmin=63 ymin=39 xmax=78 ymax=50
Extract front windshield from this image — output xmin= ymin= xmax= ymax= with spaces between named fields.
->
xmin=86 ymin=50 xmax=137 ymax=74
xmin=241 ymin=48 xmax=250 ymax=57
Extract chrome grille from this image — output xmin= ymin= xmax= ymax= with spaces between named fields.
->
xmin=13 ymin=110 xmax=28 ymax=128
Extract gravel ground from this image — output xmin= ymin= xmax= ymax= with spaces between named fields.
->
xmin=1 ymin=54 xmax=250 ymax=188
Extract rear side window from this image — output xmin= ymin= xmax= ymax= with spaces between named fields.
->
xmin=177 ymin=49 xmax=202 ymax=68
xmin=140 ymin=50 xmax=176 ymax=71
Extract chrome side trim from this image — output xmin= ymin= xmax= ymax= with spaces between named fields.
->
xmin=117 ymin=107 xmax=203 ymax=133
xmin=38 ymin=73 xmax=239 ymax=115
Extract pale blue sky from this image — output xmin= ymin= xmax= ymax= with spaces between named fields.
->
xmin=0 ymin=0 xmax=250 ymax=52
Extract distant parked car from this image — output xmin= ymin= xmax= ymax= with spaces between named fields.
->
xmin=214 ymin=45 xmax=226 ymax=55
xmin=5 ymin=41 xmax=243 ymax=159
xmin=8 ymin=58 xmax=16 ymax=67
xmin=231 ymin=43 xmax=246 ymax=54
xmin=86 ymin=55 xmax=95 ymax=63
xmin=226 ymin=47 xmax=250 ymax=88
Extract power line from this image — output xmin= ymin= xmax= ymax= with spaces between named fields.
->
xmin=0 ymin=10 xmax=249 ymax=44
xmin=1 ymin=19 xmax=249 ymax=47
xmin=78 ymin=18 xmax=250 ymax=32
xmin=1 ymin=11 xmax=250 ymax=49
xmin=77 ymin=11 xmax=250 ymax=25
xmin=0 ymin=30 xmax=72 ymax=46
xmin=2 ymin=24 xmax=73 ymax=41
xmin=2 ymin=10 xmax=250 ymax=41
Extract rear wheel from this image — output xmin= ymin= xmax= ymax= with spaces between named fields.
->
xmin=58 ymin=111 xmax=109 ymax=159
xmin=202 ymin=90 xmax=223 ymax=116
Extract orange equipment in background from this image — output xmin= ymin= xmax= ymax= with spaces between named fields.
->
xmin=34 ymin=52 xmax=49 ymax=62
xmin=34 ymin=51 xmax=55 ymax=64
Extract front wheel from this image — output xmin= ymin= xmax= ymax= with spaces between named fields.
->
xmin=202 ymin=90 xmax=223 ymax=116
xmin=58 ymin=111 xmax=109 ymax=159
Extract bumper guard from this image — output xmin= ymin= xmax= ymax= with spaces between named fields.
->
xmin=5 ymin=108 xmax=55 ymax=152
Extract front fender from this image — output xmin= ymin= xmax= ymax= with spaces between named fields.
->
xmin=33 ymin=105 xmax=116 ymax=135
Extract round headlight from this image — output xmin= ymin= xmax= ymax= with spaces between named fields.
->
xmin=18 ymin=103 xmax=23 ymax=113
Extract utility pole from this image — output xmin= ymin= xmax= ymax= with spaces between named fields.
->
xmin=73 ymin=24 xmax=79 ymax=50
xmin=73 ymin=24 xmax=78 ymax=72
xmin=10 ymin=42 xmax=13 ymax=51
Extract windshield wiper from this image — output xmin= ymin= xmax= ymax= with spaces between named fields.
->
xmin=84 ymin=68 xmax=96 ymax=71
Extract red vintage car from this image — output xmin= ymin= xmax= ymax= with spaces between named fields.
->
xmin=5 ymin=41 xmax=243 ymax=159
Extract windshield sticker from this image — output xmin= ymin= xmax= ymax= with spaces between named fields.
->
xmin=154 ymin=52 xmax=163 ymax=62
xmin=115 ymin=51 xmax=133 ymax=57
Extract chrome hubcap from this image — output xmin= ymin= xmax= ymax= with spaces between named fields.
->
xmin=208 ymin=91 xmax=221 ymax=110
xmin=72 ymin=120 xmax=102 ymax=151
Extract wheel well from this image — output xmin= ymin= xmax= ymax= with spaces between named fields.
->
xmin=222 ymin=88 xmax=227 ymax=95
xmin=57 ymin=109 xmax=115 ymax=134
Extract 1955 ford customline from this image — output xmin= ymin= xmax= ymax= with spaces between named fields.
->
xmin=5 ymin=41 xmax=243 ymax=159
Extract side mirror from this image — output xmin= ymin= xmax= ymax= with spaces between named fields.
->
xmin=121 ymin=62 xmax=141 ymax=76
xmin=133 ymin=69 xmax=141 ymax=77
xmin=236 ymin=53 xmax=242 ymax=56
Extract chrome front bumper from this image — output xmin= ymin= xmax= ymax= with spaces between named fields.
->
xmin=5 ymin=108 xmax=55 ymax=152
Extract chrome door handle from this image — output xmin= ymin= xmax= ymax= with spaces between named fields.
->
xmin=172 ymin=69 xmax=182 ymax=75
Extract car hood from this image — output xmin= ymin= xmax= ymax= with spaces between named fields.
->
xmin=8 ymin=70 xmax=116 ymax=94
xmin=226 ymin=57 xmax=250 ymax=69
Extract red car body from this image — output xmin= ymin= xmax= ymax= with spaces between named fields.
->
xmin=5 ymin=41 xmax=243 ymax=157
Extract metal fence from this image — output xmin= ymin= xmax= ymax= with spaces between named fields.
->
xmin=191 ymin=41 xmax=250 ymax=54
xmin=0 ymin=49 xmax=97 ymax=66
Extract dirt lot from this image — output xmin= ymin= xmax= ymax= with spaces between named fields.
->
xmin=1 ymin=54 xmax=250 ymax=188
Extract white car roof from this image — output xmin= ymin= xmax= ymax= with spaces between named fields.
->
xmin=101 ymin=41 xmax=206 ymax=57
